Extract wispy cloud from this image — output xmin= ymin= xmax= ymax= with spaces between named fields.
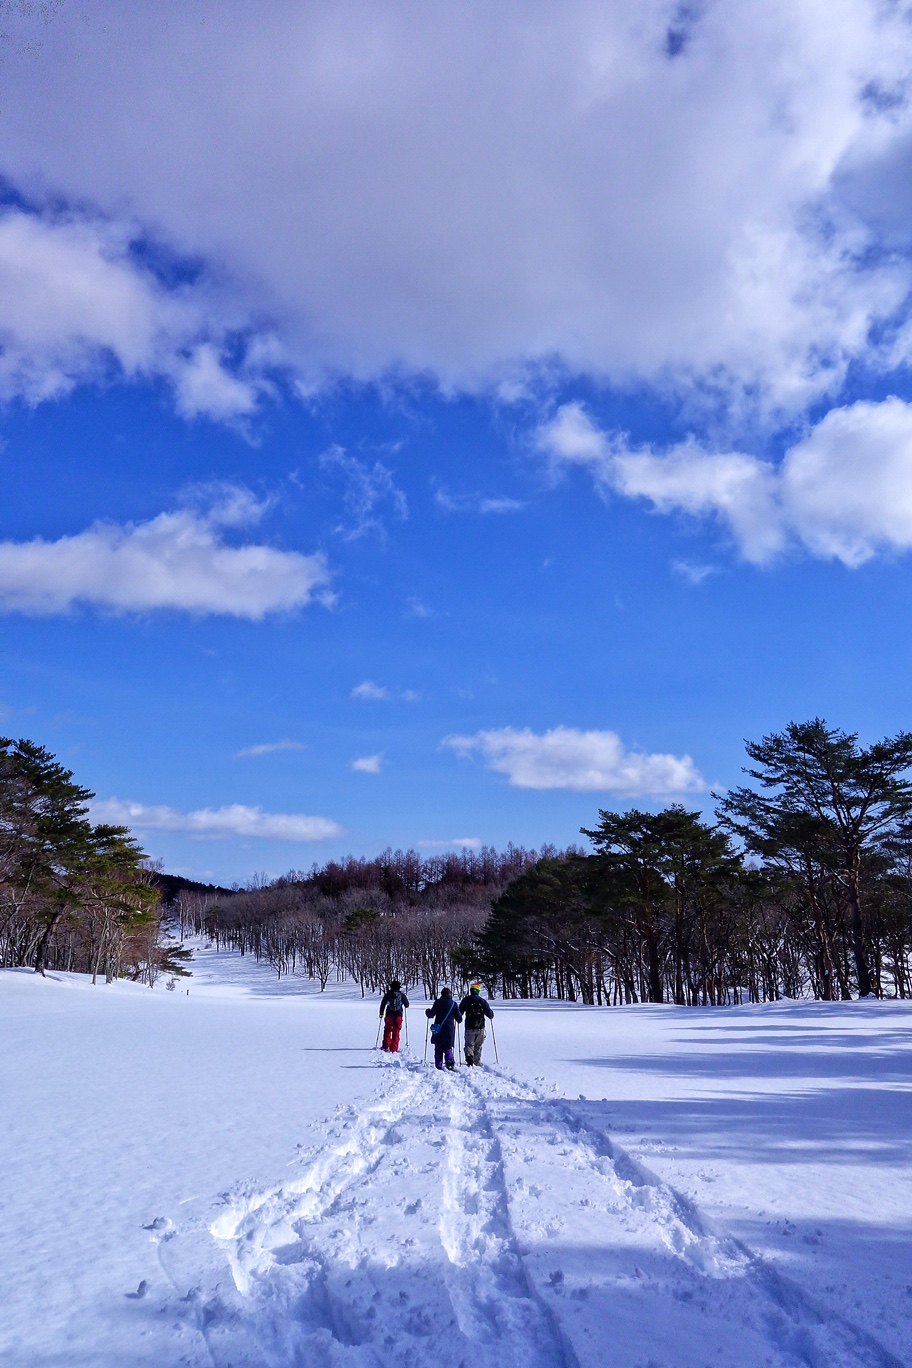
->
xmin=351 ymin=680 xmax=390 ymax=701
xmin=443 ymin=726 xmax=705 ymax=796
xmin=233 ymin=740 xmax=305 ymax=758
xmin=417 ymin=837 xmax=483 ymax=850
xmin=321 ymin=446 xmax=407 ymax=540
xmin=537 ymin=398 xmax=912 ymax=569
xmin=92 ymin=798 xmax=343 ymax=842
xmin=351 ymin=680 xmax=419 ymax=702
xmin=351 ymin=754 xmax=383 ymax=774
xmin=0 ymin=487 xmax=330 ymax=618
xmin=435 ymin=486 xmax=525 ymax=516
xmin=405 ymin=596 xmax=435 ymax=619
xmin=672 ymin=561 xmax=717 ymax=586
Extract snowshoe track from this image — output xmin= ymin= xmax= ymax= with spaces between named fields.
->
xmin=474 ymin=1068 xmax=903 ymax=1368
xmin=153 ymin=1060 xmax=903 ymax=1368
xmin=440 ymin=1080 xmax=577 ymax=1367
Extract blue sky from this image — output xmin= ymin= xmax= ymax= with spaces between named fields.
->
xmin=4 ymin=1 xmax=912 ymax=880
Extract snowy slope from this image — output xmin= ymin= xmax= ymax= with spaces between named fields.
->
xmin=2 ymin=952 xmax=911 ymax=1367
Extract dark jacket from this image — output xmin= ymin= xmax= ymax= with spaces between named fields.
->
xmin=380 ymin=989 xmax=410 ymax=1018
xmin=459 ymin=993 xmax=494 ymax=1030
xmin=425 ymin=993 xmax=462 ymax=1048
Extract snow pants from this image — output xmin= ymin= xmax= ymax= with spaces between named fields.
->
xmin=434 ymin=1042 xmax=455 ymax=1070
xmin=464 ymin=1025 xmax=486 ymax=1064
xmin=382 ymin=1013 xmax=403 ymax=1052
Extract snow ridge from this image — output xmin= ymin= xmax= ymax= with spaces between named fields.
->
xmin=152 ymin=1058 xmax=904 ymax=1368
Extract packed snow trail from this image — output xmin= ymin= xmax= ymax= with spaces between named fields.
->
xmin=154 ymin=1056 xmax=904 ymax=1368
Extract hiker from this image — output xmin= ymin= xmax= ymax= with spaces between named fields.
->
xmin=459 ymin=982 xmax=494 ymax=1065
xmin=425 ymin=986 xmax=462 ymax=1070
xmin=379 ymin=980 xmax=409 ymax=1053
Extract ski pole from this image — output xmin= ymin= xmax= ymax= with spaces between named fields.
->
xmin=423 ymin=1017 xmax=429 ymax=1064
xmin=456 ymin=1020 xmax=462 ymax=1067
xmin=491 ymin=1019 xmax=499 ymax=1064
xmin=404 ymin=1009 xmax=409 ymax=1048
xmin=375 ymin=1018 xmax=382 ymax=1049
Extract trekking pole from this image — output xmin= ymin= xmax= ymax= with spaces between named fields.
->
xmin=404 ymin=1009 xmax=409 ymax=1049
xmin=375 ymin=1018 xmax=382 ymax=1049
xmin=456 ymin=1020 xmax=462 ymax=1067
xmin=491 ymin=1019 xmax=499 ymax=1064
xmin=423 ymin=1017 xmax=429 ymax=1064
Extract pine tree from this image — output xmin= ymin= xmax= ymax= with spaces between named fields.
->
xmin=717 ymin=720 xmax=912 ymax=997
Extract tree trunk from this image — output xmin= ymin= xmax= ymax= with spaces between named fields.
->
xmin=808 ymin=888 xmax=834 ymax=1001
xmin=34 ymin=910 xmax=63 ymax=976
xmin=846 ymin=864 xmax=872 ymax=997
xmin=640 ymin=903 xmax=663 ymax=1003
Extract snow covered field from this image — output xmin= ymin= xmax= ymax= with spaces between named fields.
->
xmin=3 ymin=947 xmax=912 ymax=1367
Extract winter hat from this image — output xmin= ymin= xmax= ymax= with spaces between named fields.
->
xmin=441 ymin=986 xmax=452 ymax=998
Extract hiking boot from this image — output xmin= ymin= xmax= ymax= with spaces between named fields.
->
xmin=446 ymin=1060 xmax=456 ymax=1070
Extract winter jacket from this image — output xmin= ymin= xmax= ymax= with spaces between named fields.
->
xmin=425 ymin=993 xmax=462 ymax=1048
xmin=459 ymin=993 xmax=494 ymax=1030
xmin=380 ymin=989 xmax=410 ymax=1018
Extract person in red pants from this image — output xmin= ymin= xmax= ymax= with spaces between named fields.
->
xmin=379 ymin=980 xmax=409 ymax=1051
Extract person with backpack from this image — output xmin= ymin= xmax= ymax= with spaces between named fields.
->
xmin=379 ymin=980 xmax=409 ymax=1052
xmin=458 ymin=982 xmax=494 ymax=1065
xmin=425 ymin=986 xmax=462 ymax=1070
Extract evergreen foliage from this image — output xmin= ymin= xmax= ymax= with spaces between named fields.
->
xmin=717 ymin=719 xmax=912 ymax=997
xmin=0 ymin=737 xmax=172 ymax=982
xmin=187 ymin=722 xmax=912 ymax=1004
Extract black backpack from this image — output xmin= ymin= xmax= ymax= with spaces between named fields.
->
xmin=386 ymin=990 xmax=403 ymax=1015
xmin=465 ymin=997 xmax=487 ymax=1028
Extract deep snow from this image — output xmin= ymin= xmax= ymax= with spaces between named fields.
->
xmin=2 ymin=945 xmax=911 ymax=1367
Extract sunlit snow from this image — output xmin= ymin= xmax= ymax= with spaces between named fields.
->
xmin=2 ymin=946 xmax=910 ymax=1366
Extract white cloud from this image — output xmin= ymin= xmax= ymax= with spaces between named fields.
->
xmin=0 ymin=488 xmax=330 ymax=617
xmin=92 ymin=799 xmax=344 ymax=842
xmin=536 ymin=402 xmax=610 ymax=468
xmin=4 ymin=4 xmax=912 ymax=412
xmin=443 ymin=726 xmax=705 ymax=796
xmin=352 ymin=753 xmax=383 ymax=773
xmin=0 ymin=208 xmax=262 ymax=418
xmin=538 ymin=397 xmax=912 ymax=568
xmin=417 ymin=837 xmax=483 ymax=850
xmin=173 ymin=343 xmax=259 ymax=421
xmin=613 ymin=441 xmax=785 ymax=564
xmin=234 ymin=740 xmax=305 ymax=758
xmin=351 ymin=680 xmax=418 ymax=702
xmin=780 ymin=397 xmax=912 ymax=565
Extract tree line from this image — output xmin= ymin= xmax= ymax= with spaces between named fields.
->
xmin=177 ymin=844 xmax=563 ymax=997
xmin=8 ymin=719 xmax=912 ymax=1004
xmin=476 ymin=720 xmax=912 ymax=1003
xmin=0 ymin=737 xmax=185 ymax=983
xmin=189 ymin=720 xmax=912 ymax=1004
